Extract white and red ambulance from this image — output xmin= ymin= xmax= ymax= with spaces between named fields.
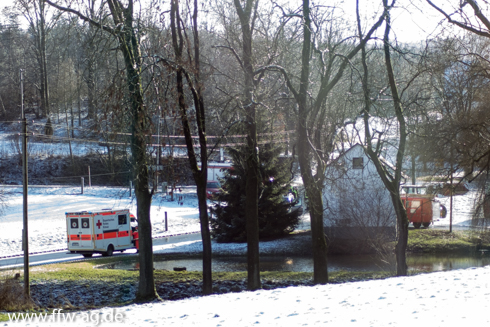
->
xmin=66 ymin=209 xmax=139 ymax=258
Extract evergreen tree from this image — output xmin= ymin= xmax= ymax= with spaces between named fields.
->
xmin=210 ymin=144 xmax=300 ymax=242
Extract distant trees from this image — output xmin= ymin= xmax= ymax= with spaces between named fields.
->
xmin=0 ymin=8 xmax=31 ymax=121
xmin=426 ymin=0 xmax=490 ymax=219
xmin=16 ymin=0 xmax=62 ymax=118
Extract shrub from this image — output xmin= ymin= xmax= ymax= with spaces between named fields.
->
xmin=0 ymin=274 xmax=35 ymax=311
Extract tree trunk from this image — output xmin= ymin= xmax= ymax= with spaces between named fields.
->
xmin=128 ymin=72 xmax=156 ymax=300
xmin=86 ymin=59 xmax=96 ymax=119
xmin=392 ymin=194 xmax=408 ymax=275
xmin=127 ymin=55 xmax=157 ymax=303
xmin=297 ymin=0 xmax=328 ymax=284
xmin=116 ymin=2 xmax=157 ymax=301
xmin=197 ymin=179 xmax=212 ymax=294
xmin=39 ymin=0 xmax=50 ymax=117
xmin=234 ymin=0 xmax=261 ymax=291
xmin=383 ymin=3 xmax=408 ymax=276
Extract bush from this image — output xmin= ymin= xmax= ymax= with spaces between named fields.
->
xmin=0 ymin=274 xmax=34 ymax=311
xmin=210 ymin=145 xmax=300 ymax=242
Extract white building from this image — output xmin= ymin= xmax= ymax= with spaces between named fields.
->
xmin=323 ymin=144 xmax=401 ymax=244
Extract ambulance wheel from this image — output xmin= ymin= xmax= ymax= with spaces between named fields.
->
xmin=103 ymin=245 xmax=114 ymax=257
xmin=82 ymin=254 xmax=93 ymax=258
xmin=423 ymin=222 xmax=431 ymax=228
xmin=413 ymin=222 xmax=422 ymax=229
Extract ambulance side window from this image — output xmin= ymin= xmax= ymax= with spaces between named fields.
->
xmin=70 ymin=218 xmax=79 ymax=229
xmin=118 ymin=214 xmax=127 ymax=225
xmin=81 ymin=218 xmax=90 ymax=229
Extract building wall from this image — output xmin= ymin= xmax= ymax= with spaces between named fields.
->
xmin=323 ymin=144 xmax=395 ymax=241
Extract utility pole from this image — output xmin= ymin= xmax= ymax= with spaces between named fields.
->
xmin=449 ymin=144 xmax=453 ymax=233
xmin=156 ymin=116 xmax=160 ymax=191
xmin=156 ymin=116 xmax=162 ymax=191
xmin=21 ymin=69 xmax=30 ymax=298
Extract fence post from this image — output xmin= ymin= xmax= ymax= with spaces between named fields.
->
xmin=129 ymin=181 xmax=132 ymax=197
xmin=165 ymin=211 xmax=168 ymax=232
xmin=88 ymin=166 xmax=91 ymax=187
xmin=81 ymin=177 xmax=84 ymax=194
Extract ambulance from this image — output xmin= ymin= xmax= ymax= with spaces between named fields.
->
xmin=66 ymin=209 xmax=139 ymax=258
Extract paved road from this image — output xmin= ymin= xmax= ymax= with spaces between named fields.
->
xmin=0 ymin=233 xmax=202 ymax=269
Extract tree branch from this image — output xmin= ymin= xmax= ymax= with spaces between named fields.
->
xmin=44 ymin=0 xmax=116 ymax=35
xmin=212 ymin=45 xmax=244 ymax=71
xmin=426 ymin=0 xmax=490 ymax=38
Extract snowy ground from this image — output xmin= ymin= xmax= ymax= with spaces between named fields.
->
xmin=0 ymin=186 xmax=203 ymax=257
xmin=0 ymin=185 xmax=312 ymax=258
xmin=1 ymin=183 xmax=489 ymax=326
xmin=0 ymin=184 xmax=479 ymax=258
xmin=433 ymin=188 xmax=481 ymax=228
xmin=4 ymin=266 xmax=490 ymax=326
xmin=96 ymin=266 xmax=490 ymax=326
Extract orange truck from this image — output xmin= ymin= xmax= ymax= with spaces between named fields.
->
xmin=401 ymin=185 xmax=447 ymax=229
xmin=66 ymin=209 xmax=139 ymax=257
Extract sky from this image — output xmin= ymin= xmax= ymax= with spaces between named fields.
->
xmin=0 ymin=0 xmax=451 ymax=44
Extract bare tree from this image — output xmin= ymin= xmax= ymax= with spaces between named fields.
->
xmin=358 ymin=0 xmax=438 ymax=275
xmin=45 ymin=0 xmax=158 ymax=301
xmin=230 ymin=0 xmax=262 ymax=291
xmin=257 ymin=0 xmax=389 ymax=284
xmin=426 ymin=0 xmax=490 ymax=221
xmin=166 ymin=0 xmax=213 ymax=295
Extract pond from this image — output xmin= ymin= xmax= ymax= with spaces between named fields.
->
xmin=102 ymin=252 xmax=490 ymax=273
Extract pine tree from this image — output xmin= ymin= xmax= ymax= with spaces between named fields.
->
xmin=210 ymin=144 xmax=300 ymax=242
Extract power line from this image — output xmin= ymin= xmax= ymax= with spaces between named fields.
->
xmin=50 ymin=170 xmax=131 ymax=180
xmin=5 ymin=120 xmax=295 ymax=147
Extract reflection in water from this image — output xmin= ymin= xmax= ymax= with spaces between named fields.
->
xmin=407 ymin=253 xmax=490 ymax=272
xmin=102 ymin=253 xmax=490 ymax=273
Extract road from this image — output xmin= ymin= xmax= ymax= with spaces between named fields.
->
xmin=0 ymin=233 xmax=203 ymax=269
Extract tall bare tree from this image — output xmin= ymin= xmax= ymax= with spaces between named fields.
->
xmin=358 ymin=0 xmax=411 ymax=276
xmin=167 ymin=0 xmax=213 ymax=295
xmin=220 ymin=0 xmax=261 ymax=290
xmin=261 ymin=0 xmax=389 ymax=284
xmin=45 ymin=0 xmax=158 ymax=301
